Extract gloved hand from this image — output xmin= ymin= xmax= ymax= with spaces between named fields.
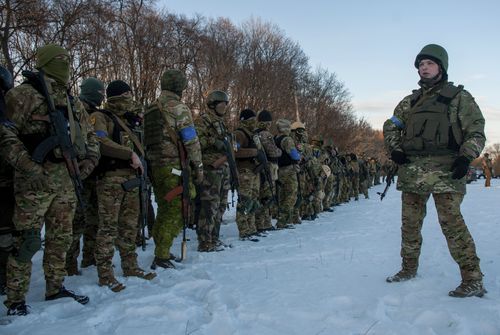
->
xmin=193 ymin=167 xmax=204 ymax=185
xmin=391 ymin=150 xmax=411 ymax=165
xmin=450 ymin=156 xmax=470 ymax=179
xmin=26 ymin=164 xmax=49 ymax=191
xmin=79 ymin=158 xmax=97 ymax=180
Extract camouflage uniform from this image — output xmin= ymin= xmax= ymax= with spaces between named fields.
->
xmin=144 ymin=70 xmax=203 ymax=267
xmin=254 ymin=111 xmax=282 ymax=232
xmin=274 ymin=119 xmax=301 ymax=228
xmin=66 ymin=78 xmax=105 ymax=275
xmin=194 ymin=100 xmax=232 ymax=251
xmin=384 ymin=44 xmax=486 ymax=297
xmin=234 ymin=110 xmax=260 ymax=239
xmin=481 ymin=154 xmax=493 ymax=187
xmin=2 ymin=45 xmax=99 ymax=311
xmin=92 ymin=82 xmax=154 ymax=290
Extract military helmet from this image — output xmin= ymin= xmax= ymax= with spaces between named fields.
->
xmin=0 ymin=65 xmax=13 ymax=92
xmin=207 ymin=90 xmax=229 ymax=107
xmin=161 ymin=69 xmax=187 ymax=93
xmin=291 ymin=121 xmax=305 ymax=130
xmin=414 ymin=44 xmax=448 ymax=73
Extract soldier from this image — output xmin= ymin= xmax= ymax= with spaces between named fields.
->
xmin=274 ymin=119 xmax=301 ymax=229
xmin=194 ymin=90 xmax=232 ymax=251
xmin=254 ymin=110 xmax=282 ymax=232
xmin=234 ymin=109 xmax=261 ymax=240
xmin=92 ymin=80 xmax=156 ymax=292
xmin=481 ymin=152 xmax=493 ymax=187
xmin=144 ymin=69 xmax=204 ymax=268
xmin=0 ymin=65 xmax=14 ymax=295
xmin=383 ymin=44 xmax=486 ymax=297
xmin=2 ymin=44 xmax=99 ymax=315
xmin=65 ymin=78 xmax=104 ymax=275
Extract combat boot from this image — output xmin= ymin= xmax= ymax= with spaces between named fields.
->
xmin=386 ymin=258 xmax=418 ymax=283
xmin=66 ymin=260 xmax=81 ymax=276
xmin=7 ymin=301 xmax=29 ymax=316
xmin=449 ymin=280 xmax=486 ymax=298
xmin=46 ymin=286 xmax=89 ymax=304
xmin=98 ymin=277 xmax=126 ymax=292
xmin=123 ymin=268 xmax=157 ymax=280
xmin=151 ymin=256 xmax=176 ymax=270
xmin=276 ymin=223 xmax=295 ymax=230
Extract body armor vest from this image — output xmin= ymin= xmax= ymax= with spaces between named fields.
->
xmin=275 ymin=135 xmax=293 ymax=167
xmin=402 ymin=83 xmax=463 ymax=155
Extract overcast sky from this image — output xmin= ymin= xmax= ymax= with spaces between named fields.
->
xmin=159 ymin=0 xmax=500 ymax=146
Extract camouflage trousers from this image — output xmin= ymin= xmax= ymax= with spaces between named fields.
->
xmin=5 ymin=163 xmax=76 ymax=306
xmin=66 ymin=178 xmax=98 ymax=271
xmin=359 ymin=179 xmax=369 ymax=198
xmin=236 ymin=168 xmax=260 ymax=238
xmin=350 ymin=175 xmax=359 ymax=199
xmin=323 ymin=174 xmax=335 ymax=209
xmin=400 ymin=192 xmax=482 ymax=281
xmin=0 ymin=186 xmax=15 ymax=289
xmin=255 ymin=174 xmax=275 ymax=231
xmin=197 ymin=165 xmax=228 ymax=246
xmin=95 ymin=173 xmax=140 ymax=281
xmin=293 ymin=171 xmax=307 ymax=222
xmin=151 ymin=165 xmax=183 ymax=259
xmin=277 ymin=167 xmax=298 ymax=227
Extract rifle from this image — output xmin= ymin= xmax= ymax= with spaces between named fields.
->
xmin=377 ymin=165 xmax=397 ymax=201
xmin=26 ymin=70 xmax=85 ymax=210
xmin=253 ymin=134 xmax=278 ymax=205
xmin=222 ymin=134 xmax=239 ymax=206
xmin=121 ymin=156 xmax=150 ymax=251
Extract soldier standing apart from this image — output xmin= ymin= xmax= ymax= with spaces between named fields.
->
xmin=3 ymin=45 xmax=100 ymax=315
xmin=0 ymin=65 xmax=14 ymax=295
xmin=144 ymin=70 xmax=204 ymax=268
xmin=194 ymin=90 xmax=232 ymax=251
xmin=254 ymin=110 xmax=282 ymax=232
xmin=274 ymin=119 xmax=301 ymax=229
xmin=234 ymin=109 xmax=261 ymax=241
xmin=92 ymin=80 xmax=156 ymax=292
xmin=384 ymin=44 xmax=486 ymax=297
xmin=66 ymin=77 xmax=105 ymax=275
xmin=481 ymin=152 xmax=493 ymax=187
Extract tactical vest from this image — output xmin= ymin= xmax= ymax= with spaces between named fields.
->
xmin=401 ymin=83 xmax=463 ymax=155
xmin=235 ymin=127 xmax=256 ymax=161
xmin=274 ymin=135 xmax=293 ymax=167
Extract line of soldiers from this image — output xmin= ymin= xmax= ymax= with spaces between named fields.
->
xmin=0 ymin=44 xmax=386 ymax=317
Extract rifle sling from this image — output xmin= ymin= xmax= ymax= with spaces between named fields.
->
xmin=109 ymin=112 xmax=145 ymax=157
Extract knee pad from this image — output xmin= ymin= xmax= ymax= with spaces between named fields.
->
xmin=16 ymin=229 xmax=42 ymax=263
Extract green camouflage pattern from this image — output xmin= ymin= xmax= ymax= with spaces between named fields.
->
xmin=383 ymin=82 xmax=485 ymax=194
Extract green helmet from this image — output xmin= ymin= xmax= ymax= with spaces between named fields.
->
xmin=207 ymin=90 xmax=229 ymax=107
xmin=161 ymin=69 xmax=187 ymax=94
xmin=414 ymin=44 xmax=448 ymax=73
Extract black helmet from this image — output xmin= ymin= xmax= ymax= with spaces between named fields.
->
xmin=0 ymin=65 xmax=14 ymax=92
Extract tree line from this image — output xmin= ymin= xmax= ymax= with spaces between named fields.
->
xmin=1 ymin=0 xmax=386 ymax=158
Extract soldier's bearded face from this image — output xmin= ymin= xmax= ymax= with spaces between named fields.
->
xmin=418 ymin=59 xmax=440 ymax=79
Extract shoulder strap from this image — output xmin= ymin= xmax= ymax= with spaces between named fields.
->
xmin=103 ymin=109 xmax=144 ymax=156
xmin=437 ymin=83 xmax=464 ymax=105
xmin=409 ymin=89 xmax=422 ymax=108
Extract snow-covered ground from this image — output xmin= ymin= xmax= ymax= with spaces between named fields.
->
xmin=2 ymin=178 xmax=500 ymax=335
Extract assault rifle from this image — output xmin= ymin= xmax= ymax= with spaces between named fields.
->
xmin=121 ymin=156 xmax=150 ymax=251
xmin=223 ymin=134 xmax=239 ymax=206
xmin=253 ymin=134 xmax=278 ymax=205
xmin=377 ymin=165 xmax=397 ymax=201
xmin=26 ymin=70 xmax=85 ymax=210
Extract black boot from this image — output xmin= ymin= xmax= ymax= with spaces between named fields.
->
xmin=45 ymin=286 xmax=89 ymax=305
xmin=151 ymin=256 xmax=176 ymax=270
xmin=7 ymin=301 xmax=29 ymax=316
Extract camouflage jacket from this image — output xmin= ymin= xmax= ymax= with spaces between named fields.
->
xmin=194 ymin=110 xmax=230 ymax=168
xmin=3 ymin=75 xmax=99 ymax=175
xmin=144 ymin=90 xmax=202 ymax=170
xmin=383 ymin=80 xmax=485 ymax=194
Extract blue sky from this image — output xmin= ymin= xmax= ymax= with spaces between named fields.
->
xmin=159 ymin=0 xmax=500 ymax=146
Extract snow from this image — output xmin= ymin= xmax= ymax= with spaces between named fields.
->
xmin=2 ymin=179 xmax=500 ymax=335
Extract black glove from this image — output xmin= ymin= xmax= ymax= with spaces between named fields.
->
xmin=390 ymin=150 xmax=410 ymax=165
xmin=450 ymin=156 xmax=470 ymax=179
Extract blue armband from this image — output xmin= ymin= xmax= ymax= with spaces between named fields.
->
xmin=95 ymin=130 xmax=108 ymax=138
xmin=179 ymin=126 xmax=197 ymax=142
xmin=236 ymin=142 xmax=241 ymax=150
xmin=390 ymin=116 xmax=405 ymax=129
xmin=290 ymin=148 xmax=301 ymax=161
